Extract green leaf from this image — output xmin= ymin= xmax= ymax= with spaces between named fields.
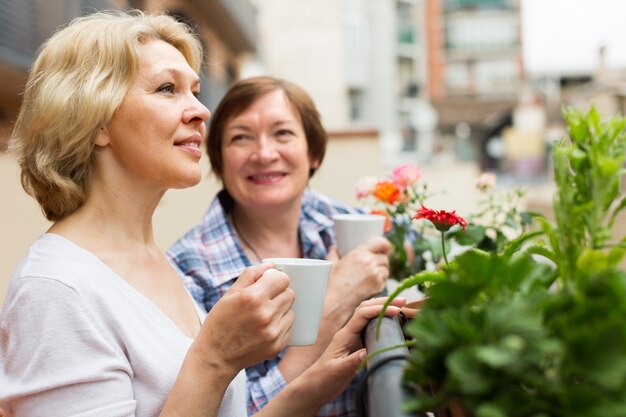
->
xmin=452 ymin=224 xmax=486 ymax=246
xmin=608 ymin=195 xmax=626 ymax=227
xmin=476 ymin=403 xmax=507 ymax=417
xmin=608 ymin=246 xmax=626 ymax=267
xmin=447 ymin=347 xmax=492 ymax=394
xmin=475 ymin=344 xmax=517 ymax=368
xmin=576 ymin=248 xmax=609 ymax=275
xmin=569 ymin=148 xmax=588 ymax=170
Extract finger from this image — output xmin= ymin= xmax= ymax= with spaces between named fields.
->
xmin=230 ymin=263 xmax=276 ymax=290
xmin=326 ymin=246 xmax=340 ymax=262
xmin=405 ymin=298 xmax=427 ymax=309
xmin=360 ymin=236 xmax=392 ymax=255
xmin=277 ymin=308 xmax=295 ymax=345
xmin=358 ymin=296 xmax=407 ymax=308
xmin=343 ymin=304 xmax=403 ymax=335
xmin=377 ymin=253 xmax=390 ymax=269
xmin=401 ymin=307 xmax=418 ymax=319
xmin=340 ymin=347 xmax=368 ymax=374
xmin=267 ymin=285 xmax=296 ymax=317
xmin=377 ymin=265 xmax=389 ymax=281
xmin=250 ymin=268 xmax=291 ymax=299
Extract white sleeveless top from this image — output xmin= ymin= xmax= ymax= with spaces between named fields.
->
xmin=0 ymin=233 xmax=247 ymax=417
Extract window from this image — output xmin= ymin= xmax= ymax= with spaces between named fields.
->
xmin=446 ymin=15 xmax=518 ymax=51
xmin=349 ymin=88 xmax=365 ymax=122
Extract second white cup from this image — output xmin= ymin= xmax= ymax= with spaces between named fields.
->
xmin=332 ymin=213 xmax=386 ymax=256
xmin=262 ymin=258 xmax=332 ymax=346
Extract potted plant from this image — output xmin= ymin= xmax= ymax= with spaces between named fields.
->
xmin=376 ymin=106 xmax=626 ymax=417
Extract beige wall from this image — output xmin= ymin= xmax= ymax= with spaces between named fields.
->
xmin=0 ymin=134 xmax=384 ymax=305
xmin=252 ymin=0 xmax=349 ymax=130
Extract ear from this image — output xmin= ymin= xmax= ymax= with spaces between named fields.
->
xmin=94 ymin=126 xmax=110 ymax=147
xmin=308 ymin=157 xmax=321 ymax=178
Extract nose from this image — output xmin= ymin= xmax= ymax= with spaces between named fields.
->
xmin=251 ymin=135 xmax=279 ymax=163
xmin=183 ymin=95 xmax=211 ymax=125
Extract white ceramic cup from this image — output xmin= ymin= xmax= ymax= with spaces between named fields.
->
xmin=262 ymin=258 xmax=332 ymax=346
xmin=332 ymin=213 xmax=386 ymax=256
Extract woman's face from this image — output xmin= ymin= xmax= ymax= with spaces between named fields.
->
xmin=221 ymin=89 xmax=319 ymax=213
xmin=101 ymin=39 xmax=210 ymax=190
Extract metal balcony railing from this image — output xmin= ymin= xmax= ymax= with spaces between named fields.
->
xmin=360 ymin=315 xmax=428 ymax=417
xmin=0 ymin=0 xmax=120 ymax=70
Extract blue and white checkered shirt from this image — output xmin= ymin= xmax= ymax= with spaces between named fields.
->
xmin=167 ymin=189 xmax=364 ymax=417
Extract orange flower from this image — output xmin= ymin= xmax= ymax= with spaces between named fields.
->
xmin=413 ymin=206 xmax=467 ymax=232
xmin=373 ymin=181 xmax=401 ymax=205
xmin=370 ymin=209 xmax=392 ymax=233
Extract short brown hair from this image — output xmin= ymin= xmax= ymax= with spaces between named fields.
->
xmin=207 ymin=76 xmax=327 ymax=179
xmin=10 ymin=10 xmax=203 ymax=221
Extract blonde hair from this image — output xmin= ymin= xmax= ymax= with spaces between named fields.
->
xmin=10 ymin=10 xmax=203 ymax=221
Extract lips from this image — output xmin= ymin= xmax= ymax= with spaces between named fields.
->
xmin=247 ymin=171 xmax=286 ymax=184
xmin=174 ymin=135 xmax=203 ymax=158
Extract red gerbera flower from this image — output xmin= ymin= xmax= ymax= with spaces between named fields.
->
xmin=373 ymin=181 xmax=401 ymax=205
xmin=413 ymin=206 xmax=467 ymax=232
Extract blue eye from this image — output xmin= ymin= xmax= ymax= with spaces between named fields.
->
xmin=158 ymin=84 xmax=174 ymax=93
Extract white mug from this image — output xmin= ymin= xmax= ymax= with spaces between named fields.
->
xmin=332 ymin=213 xmax=386 ymax=256
xmin=262 ymin=258 xmax=332 ymax=346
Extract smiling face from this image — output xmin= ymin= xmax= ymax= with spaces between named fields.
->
xmin=99 ymin=39 xmax=210 ymax=190
xmin=220 ymin=89 xmax=319 ymax=213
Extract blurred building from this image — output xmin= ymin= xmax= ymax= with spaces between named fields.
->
xmin=343 ymin=0 xmax=437 ymax=165
xmin=535 ymin=46 xmax=626 ymax=120
xmin=425 ymin=0 xmax=524 ymax=171
xmin=523 ymin=45 xmax=626 ymax=182
xmin=0 ymin=0 xmax=257 ymax=149
xmin=247 ymin=0 xmax=436 ymax=168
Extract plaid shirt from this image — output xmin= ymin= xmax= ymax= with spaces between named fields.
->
xmin=167 ymin=189 xmax=364 ymax=417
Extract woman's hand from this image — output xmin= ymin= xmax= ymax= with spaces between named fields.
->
xmin=258 ymin=297 xmax=407 ymax=417
xmin=189 ymin=263 xmax=295 ymax=379
xmin=326 ymin=236 xmax=391 ymax=309
xmin=313 ymin=296 xmax=406 ymax=380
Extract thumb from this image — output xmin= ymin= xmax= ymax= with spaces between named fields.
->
xmin=327 ymin=246 xmax=340 ymax=263
xmin=230 ymin=263 xmax=275 ymax=290
xmin=344 ymin=348 xmax=368 ymax=374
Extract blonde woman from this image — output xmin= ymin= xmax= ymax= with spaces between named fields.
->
xmin=0 ymin=11 xmax=406 ymax=417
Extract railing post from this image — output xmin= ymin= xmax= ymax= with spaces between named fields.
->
xmin=361 ymin=315 xmax=421 ymax=417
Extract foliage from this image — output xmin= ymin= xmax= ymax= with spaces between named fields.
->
xmin=381 ymin=106 xmax=626 ymax=417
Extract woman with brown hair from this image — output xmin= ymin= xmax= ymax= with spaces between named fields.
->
xmin=168 ymin=76 xmax=392 ymax=416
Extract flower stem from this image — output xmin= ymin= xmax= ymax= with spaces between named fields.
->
xmin=441 ymin=231 xmax=450 ymax=267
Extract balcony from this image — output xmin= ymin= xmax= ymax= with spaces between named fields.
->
xmin=397 ymin=28 xmax=416 ymax=44
xmin=0 ymin=0 xmax=120 ymax=71
xmin=444 ymin=0 xmax=516 ymax=12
